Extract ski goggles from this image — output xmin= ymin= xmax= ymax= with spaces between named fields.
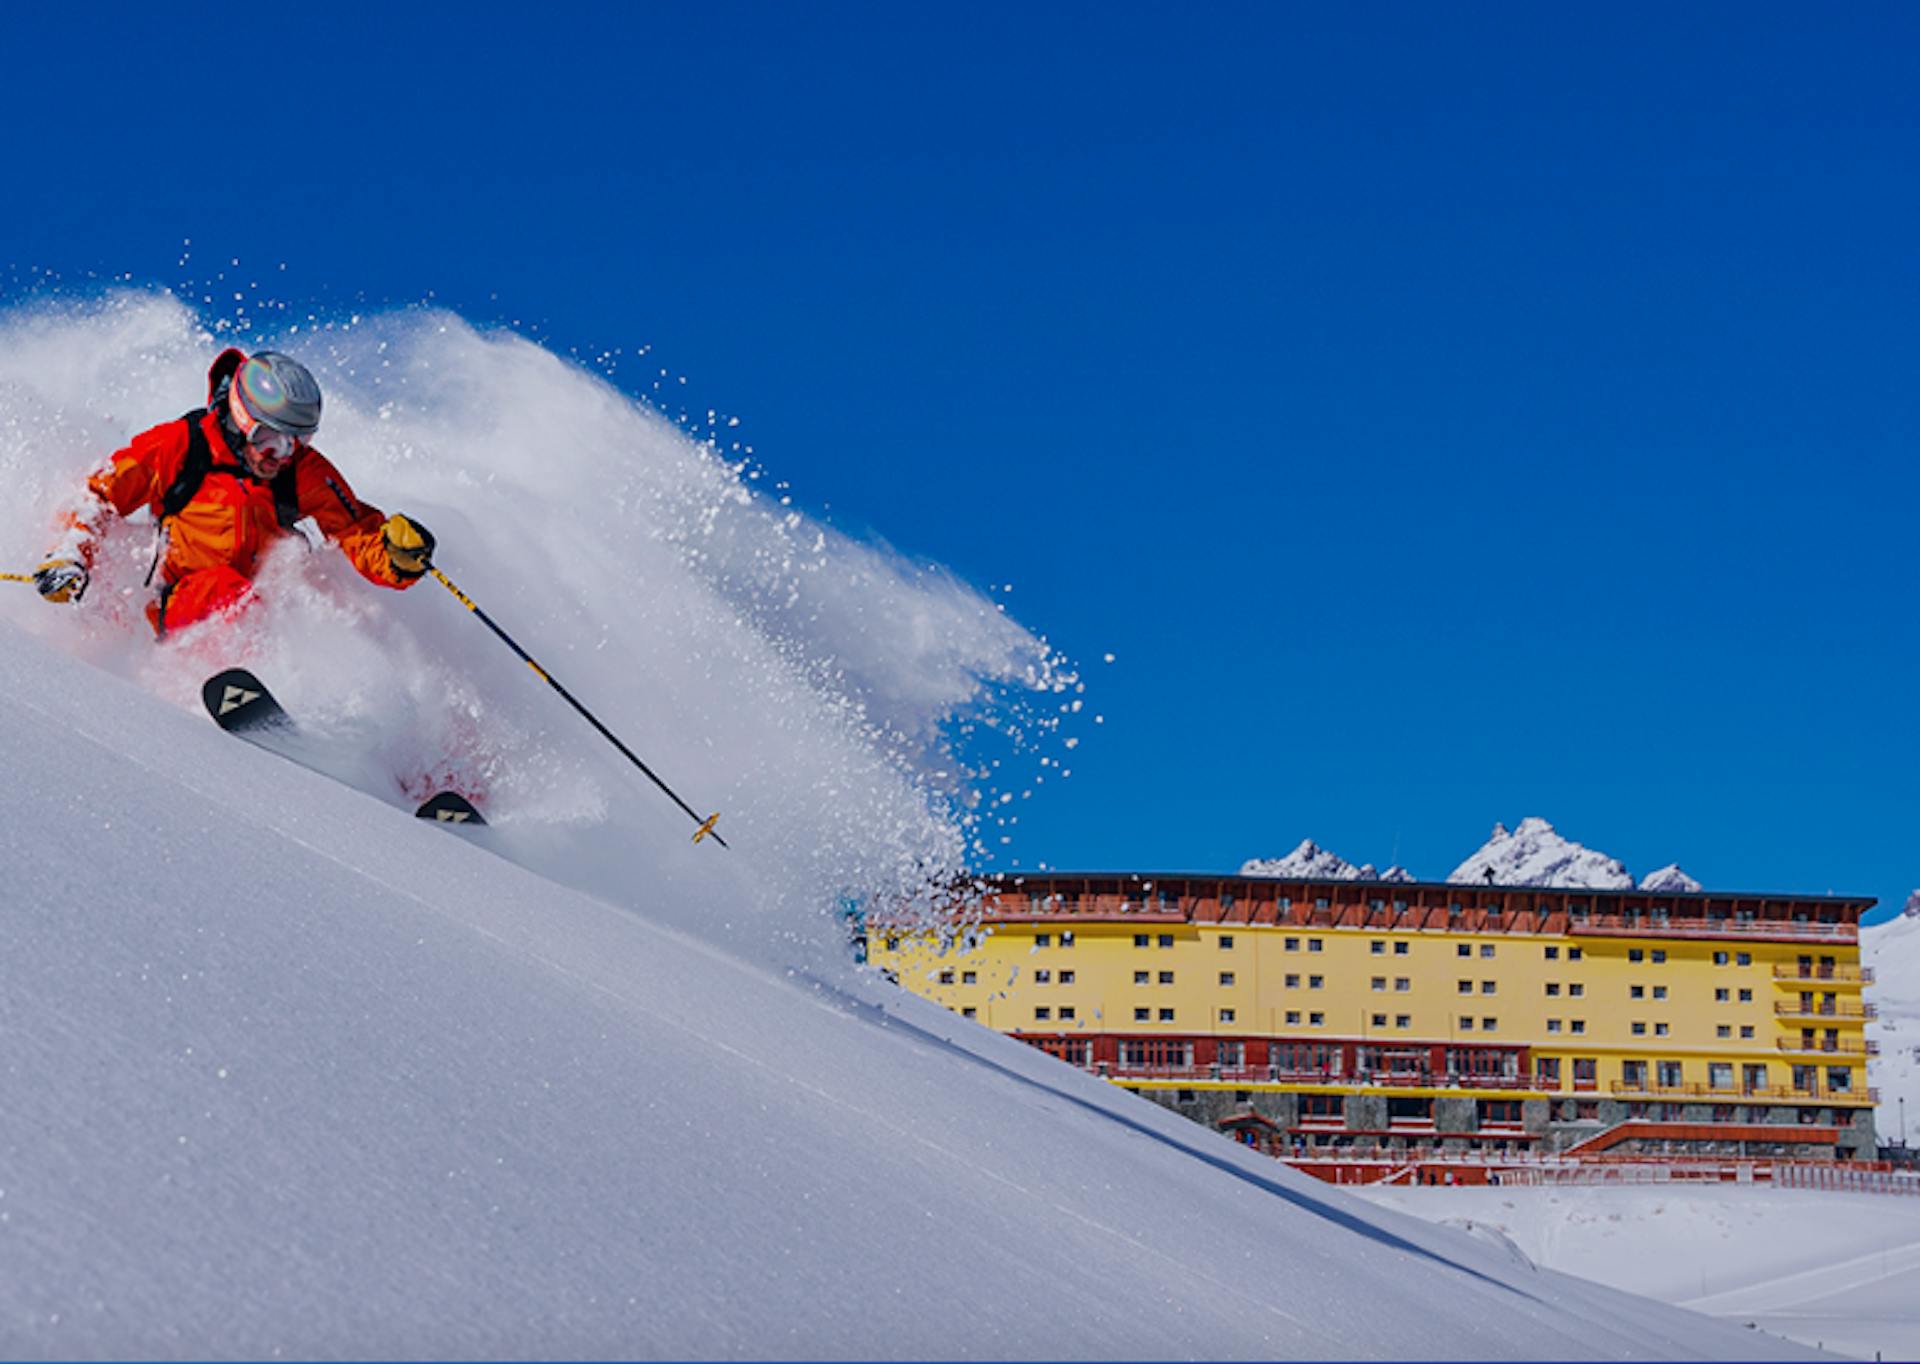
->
xmin=244 ymin=425 xmax=303 ymax=462
xmin=227 ymin=386 xmax=310 ymax=461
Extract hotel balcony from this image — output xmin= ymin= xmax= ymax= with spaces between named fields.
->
xmin=1772 ymin=964 xmax=1874 ymax=985
xmin=1774 ymin=1000 xmax=1877 ymax=1020
xmin=1774 ymin=1037 xmax=1878 ymax=1056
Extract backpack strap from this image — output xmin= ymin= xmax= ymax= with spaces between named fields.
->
xmin=160 ymin=409 xmax=212 ymax=522
xmin=271 ymin=463 xmax=301 ymax=531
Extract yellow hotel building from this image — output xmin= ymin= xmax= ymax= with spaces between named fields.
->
xmin=872 ymin=872 xmax=1880 ymax=1163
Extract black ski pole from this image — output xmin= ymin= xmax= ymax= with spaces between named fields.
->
xmin=429 ymin=566 xmax=727 ymax=848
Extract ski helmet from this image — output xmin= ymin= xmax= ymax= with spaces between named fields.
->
xmin=231 ymin=351 xmax=322 ymax=439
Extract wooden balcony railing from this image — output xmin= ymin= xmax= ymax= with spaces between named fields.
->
xmin=1774 ymin=1001 xmax=1877 ymax=1020
xmin=1773 ymin=964 xmax=1874 ymax=984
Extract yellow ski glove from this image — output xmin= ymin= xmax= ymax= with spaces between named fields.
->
xmin=382 ymin=514 xmax=435 ymax=581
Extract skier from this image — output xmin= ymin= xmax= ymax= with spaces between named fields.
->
xmin=32 ymin=348 xmax=435 ymax=635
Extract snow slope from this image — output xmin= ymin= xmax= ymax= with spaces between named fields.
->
xmin=1867 ymin=908 xmax=1920 ymax=1143
xmin=1354 ymin=1184 xmax=1920 ymax=1362
xmin=0 ymin=625 xmax=1816 ymax=1359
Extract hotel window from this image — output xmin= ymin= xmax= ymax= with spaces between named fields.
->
xmin=1655 ymin=1023 xmax=1669 ymax=1036
xmin=1394 ymin=941 xmax=1410 ymax=956
xmin=1286 ymin=1010 xmax=1302 ymax=1025
xmin=1458 ymin=980 xmax=1473 ymax=994
xmin=1308 ymin=1012 xmax=1325 ymax=1026
xmin=1158 ymin=934 xmax=1174 ymax=949
xmin=963 ymin=971 xmax=977 ymax=985
xmin=1537 ymin=1056 xmax=1562 ymax=1085
xmin=1394 ymin=978 xmax=1410 ymax=992
xmin=1739 ymin=989 xmax=1753 ymax=1002
xmin=1653 ymin=985 xmax=1667 ymax=1000
xmin=1658 ymin=1061 xmax=1684 ymax=1087
xmin=1372 ymin=1013 xmax=1388 ymax=1027
xmin=1629 ymin=948 xmax=1645 ymax=963
xmin=1569 ymin=983 xmax=1585 ymax=997
xmin=1480 ymin=945 xmax=1496 ymax=958
xmin=1480 ymin=980 xmax=1496 ymax=994
xmin=1158 ymin=1008 xmax=1176 ymax=1022
xmin=1158 ymin=971 xmax=1175 ymax=985
xmin=1219 ymin=1041 xmax=1243 ymax=1068
xmin=1219 ymin=971 xmax=1235 ymax=987
xmin=1569 ymin=947 xmax=1584 ymax=961
xmin=1060 ymin=1006 xmax=1076 ymax=1020
xmin=1717 ymin=1025 xmax=1732 ymax=1038
xmin=1220 ymin=1008 xmax=1237 ymax=1024
xmin=1060 ymin=931 xmax=1075 ymax=947
xmin=1459 ymin=1016 xmax=1475 ymax=1031
xmin=1371 ymin=941 xmax=1386 ymax=955
xmin=1134 ymin=934 xmax=1150 ymax=948
xmin=1740 ymin=1025 xmax=1755 ymax=1039
xmin=1284 ymin=937 xmax=1300 ymax=952
xmin=1652 ymin=950 xmax=1667 ymax=964
xmin=1308 ymin=938 xmax=1324 ymax=953
xmin=1219 ymin=935 xmax=1235 ymax=950
xmin=1034 ymin=970 xmax=1051 ymax=984
xmin=1571 ymin=1020 xmax=1586 ymax=1034
xmin=1632 ymin=1022 xmax=1647 ymax=1036
xmin=1371 ymin=977 xmax=1387 ymax=992
xmin=1035 ymin=1006 xmax=1052 ymax=1021
xmin=1285 ymin=973 xmax=1301 ymax=988
xmin=1134 ymin=971 xmax=1150 ymax=985
xmin=1059 ymin=970 xmax=1074 ymax=985
xmin=1035 ymin=933 xmax=1052 ymax=948
xmin=1134 ymin=1007 xmax=1150 ymax=1021
xmin=1482 ymin=1017 xmax=1498 ymax=1032
xmin=1630 ymin=985 xmax=1644 ymax=999
xmin=1544 ymin=946 xmax=1560 ymax=960
xmin=1395 ymin=1014 xmax=1411 ymax=1028
xmin=939 ymin=970 xmax=955 ymax=985
xmin=1715 ymin=987 xmax=1730 ymax=1002
xmin=1547 ymin=1018 xmax=1563 ymax=1033
xmin=1736 ymin=952 xmax=1751 ymax=966
xmin=1546 ymin=983 xmax=1562 ymax=996
xmin=1309 ymin=975 xmax=1324 ymax=990
xmin=1457 ymin=944 xmax=1472 ymax=957
xmin=1714 ymin=951 xmax=1729 ymax=965
xmin=961 ymin=1007 xmax=977 ymax=1019
xmin=1827 ymin=1067 xmax=1852 ymax=1093
xmin=1574 ymin=1058 xmax=1597 ymax=1085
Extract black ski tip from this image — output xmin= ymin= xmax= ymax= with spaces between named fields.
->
xmin=416 ymin=791 xmax=487 ymax=827
xmin=202 ymin=668 xmax=288 ymax=734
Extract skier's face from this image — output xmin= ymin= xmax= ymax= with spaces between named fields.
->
xmin=242 ymin=433 xmax=297 ymax=480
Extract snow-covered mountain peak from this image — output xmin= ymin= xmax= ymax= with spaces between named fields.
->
xmin=1906 ymin=889 xmax=1920 ymax=919
xmin=1446 ymin=817 xmax=1634 ymax=889
xmin=1242 ymin=838 xmax=1364 ymax=880
xmin=1640 ymin=863 xmax=1703 ymax=893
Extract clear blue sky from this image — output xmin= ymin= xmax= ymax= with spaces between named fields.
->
xmin=4 ymin=2 xmax=1915 ymax=918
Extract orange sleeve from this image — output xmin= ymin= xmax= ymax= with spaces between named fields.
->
xmin=49 ymin=422 xmax=188 ymax=567
xmin=292 ymin=449 xmax=410 ymax=590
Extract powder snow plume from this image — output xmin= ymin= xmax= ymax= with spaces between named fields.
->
xmin=0 ymin=288 xmax=1078 ymax=968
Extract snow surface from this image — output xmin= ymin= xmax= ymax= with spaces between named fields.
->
xmin=0 ymin=295 xmax=1824 ymax=1358
xmin=1867 ymin=910 xmax=1920 ymax=1144
xmin=1353 ymin=1184 xmax=1920 ymax=1362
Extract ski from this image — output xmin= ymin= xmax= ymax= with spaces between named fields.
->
xmin=201 ymin=668 xmax=487 ymax=829
xmin=203 ymin=667 xmax=292 ymax=738
xmin=415 ymin=791 xmax=487 ymax=826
